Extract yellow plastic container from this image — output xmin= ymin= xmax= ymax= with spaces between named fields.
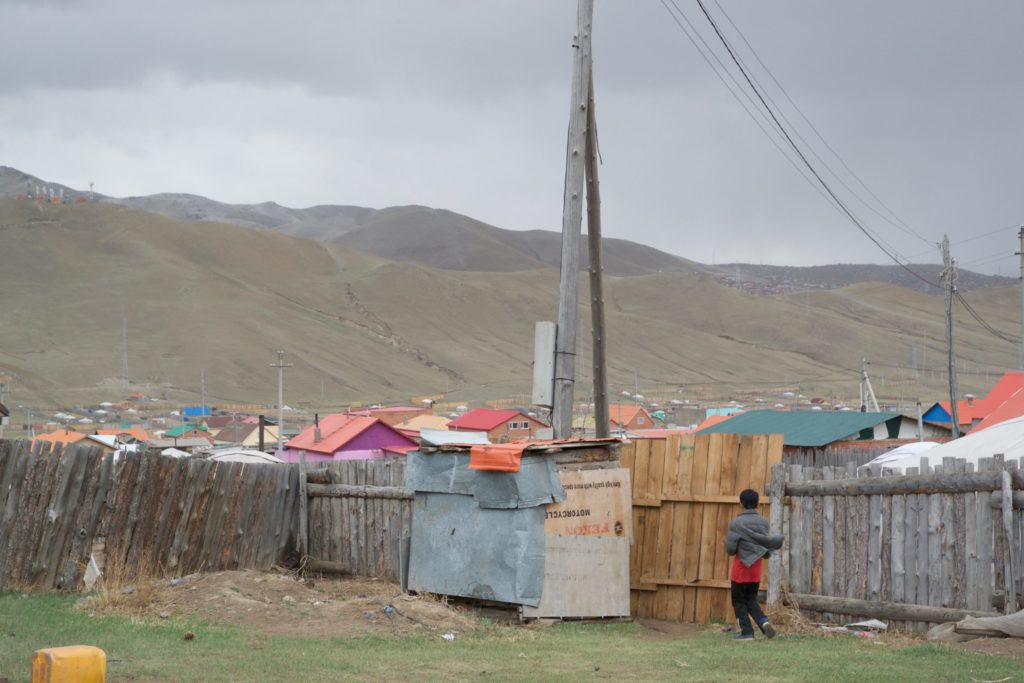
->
xmin=32 ymin=645 xmax=106 ymax=683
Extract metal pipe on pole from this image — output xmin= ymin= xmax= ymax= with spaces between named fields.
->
xmin=552 ymin=0 xmax=594 ymax=439
xmin=584 ymin=69 xmax=609 ymax=439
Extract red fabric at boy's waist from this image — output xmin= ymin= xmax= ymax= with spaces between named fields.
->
xmin=730 ymin=555 xmax=762 ymax=583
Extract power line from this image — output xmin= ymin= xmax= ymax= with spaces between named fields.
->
xmin=954 ymin=291 xmax=1020 ymax=344
xmin=656 ymin=0 xmax=848 ymax=217
xmin=706 ymin=0 xmax=933 ymax=248
xmin=685 ymin=0 xmax=941 ymax=290
xmin=953 ymin=223 xmax=1020 ymax=247
xmin=958 ymin=252 xmax=1014 ymax=270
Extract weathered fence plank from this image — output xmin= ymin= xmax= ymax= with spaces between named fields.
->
xmin=0 ymin=440 xmax=302 ymax=589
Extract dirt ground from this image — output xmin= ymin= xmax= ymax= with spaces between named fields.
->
xmin=635 ymin=618 xmax=702 ymax=641
xmin=956 ymin=636 xmax=1024 ymax=661
xmin=79 ymin=569 xmax=481 ymax=639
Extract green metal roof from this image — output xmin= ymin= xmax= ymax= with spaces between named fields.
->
xmin=696 ymin=410 xmax=902 ymax=448
xmin=164 ymin=424 xmax=209 ymax=437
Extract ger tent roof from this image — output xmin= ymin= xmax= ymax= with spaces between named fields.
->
xmin=874 ymin=415 xmax=1024 ymax=471
xmin=696 ymin=410 xmax=903 ymax=447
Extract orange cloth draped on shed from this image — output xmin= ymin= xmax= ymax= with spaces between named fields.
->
xmin=468 ymin=443 xmax=529 ymax=472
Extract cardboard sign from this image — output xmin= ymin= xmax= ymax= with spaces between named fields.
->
xmin=544 ymin=468 xmax=632 ymax=539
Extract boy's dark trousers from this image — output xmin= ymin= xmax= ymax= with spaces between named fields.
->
xmin=731 ymin=581 xmax=767 ymax=636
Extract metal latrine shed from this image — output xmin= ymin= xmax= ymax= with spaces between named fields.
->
xmin=767 ymin=456 xmax=1024 ymax=628
xmin=625 ymin=433 xmax=784 ymax=623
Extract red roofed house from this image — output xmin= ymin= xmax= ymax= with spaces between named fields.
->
xmin=608 ymin=404 xmax=655 ymax=433
xmin=448 ymin=408 xmax=548 ymax=443
xmin=972 ymin=381 xmax=1024 ymax=432
xmin=281 ymin=413 xmax=418 ymax=463
xmin=922 ymin=372 xmax=1024 ymax=433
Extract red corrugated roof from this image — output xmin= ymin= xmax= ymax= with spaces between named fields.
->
xmin=285 ymin=414 xmax=378 ymax=455
xmin=940 ymin=371 xmax=1024 ymax=427
xmin=448 ymin=408 xmax=524 ymax=431
xmin=972 ymin=386 xmax=1024 ymax=432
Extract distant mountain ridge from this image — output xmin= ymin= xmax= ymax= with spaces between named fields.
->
xmin=0 ymin=197 xmax=1018 ymax=410
xmin=0 ymin=165 xmax=1011 ymax=290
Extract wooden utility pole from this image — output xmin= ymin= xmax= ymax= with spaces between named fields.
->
xmin=859 ymin=358 xmax=879 ymax=413
xmin=1016 ymin=226 xmax=1024 ymax=369
xmin=942 ymin=235 xmax=961 ymax=438
xmin=585 ymin=69 xmax=609 ymax=439
xmin=553 ymin=0 xmax=594 ymax=439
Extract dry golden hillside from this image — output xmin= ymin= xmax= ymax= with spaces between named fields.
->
xmin=0 ymin=198 xmax=1017 ymax=409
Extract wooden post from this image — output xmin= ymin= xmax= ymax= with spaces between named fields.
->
xmin=552 ymin=0 xmax=594 ymax=439
xmin=1002 ymin=469 xmax=1016 ymax=614
xmin=584 ymin=68 xmax=609 ymax=439
xmin=298 ymin=450 xmax=308 ymax=561
xmin=767 ymin=463 xmax=784 ymax=608
xmin=941 ymin=235 xmax=961 ymax=438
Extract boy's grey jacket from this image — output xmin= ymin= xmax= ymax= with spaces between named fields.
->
xmin=725 ymin=509 xmax=784 ymax=568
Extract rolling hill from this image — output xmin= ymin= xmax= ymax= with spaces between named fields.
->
xmin=5 ymin=165 xmax=1008 ymax=291
xmin=0 ymin=197 xmax=1018 ymax=411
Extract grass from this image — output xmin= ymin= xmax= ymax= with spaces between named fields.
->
xmin=0 ymin=592 xmax=1020 ymax=682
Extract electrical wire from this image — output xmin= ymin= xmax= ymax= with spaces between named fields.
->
xmin=683 ymin=0 xmax=942 ymax=290
xmin=954 ymin=291 xmax=1020 ymax=344
xmin=655 ymin=0 xmax=848 ymax=217
xmin=706 ymin=0 xmax=933 ymax=248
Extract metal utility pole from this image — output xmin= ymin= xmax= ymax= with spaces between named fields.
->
xmin=859 ymin=359 xmax=879 ymax=413
xmin=1016 ymin=226 xmax=1024 ymax=369
xmin=201 ymin=370 xmax=206 ymax=413
xmin=585 ymin=68 xmax=609 ymax=439
xmin=552 ymin=0 xmax=594 ymax=439
xmin=270 ymin=350 xmax=292 ymax=456
xmin=942 ymin=235 xmax=961 ymax=438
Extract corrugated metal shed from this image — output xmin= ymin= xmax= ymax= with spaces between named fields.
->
xmin=696 ymin=410 xmax=902 ymax=447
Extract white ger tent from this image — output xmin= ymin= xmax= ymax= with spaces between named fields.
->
xmin=870 ymin=415 xmax=1024 ymax=471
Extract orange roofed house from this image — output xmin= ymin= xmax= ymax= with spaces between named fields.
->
xmin=447 ymin=408 xmax=548 ymax=443
xmin=922 ymin=371 xmax=1024 ymax=433
xmin=608 ymin=404 xmax=656 ymax=433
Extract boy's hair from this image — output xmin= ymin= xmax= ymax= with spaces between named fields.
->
xmin=739 ymin=489 xmax=759 ymax=509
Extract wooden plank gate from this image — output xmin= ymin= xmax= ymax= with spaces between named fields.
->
xmin=623 ymin=433 xmax=783 ymax=623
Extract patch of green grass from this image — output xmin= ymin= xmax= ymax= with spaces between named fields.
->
xmin=0 ymin=593 xmax=1019 ymax=682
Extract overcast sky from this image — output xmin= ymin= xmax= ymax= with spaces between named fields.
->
xmin=2 ymin=0 xmax=1022 ymax=274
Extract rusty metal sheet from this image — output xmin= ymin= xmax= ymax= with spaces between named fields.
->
xmin=407 ymin=492 xmax=546 ymax=606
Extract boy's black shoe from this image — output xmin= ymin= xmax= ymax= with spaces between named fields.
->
xmin=733 ymin=633 xmax=755 ymax=641
xmin=761 ymin=621 xmax=777 ymax=639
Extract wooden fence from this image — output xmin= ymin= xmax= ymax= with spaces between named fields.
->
xmin=624 ymin=433 xmax=784 ymax=623
xmin=303 ymin=459 xmax=411 ymax=581
xmin=768 ymin=455 xmax=1024 ymax=627
xmin=0 ymin=439 xmax=300 ymax=590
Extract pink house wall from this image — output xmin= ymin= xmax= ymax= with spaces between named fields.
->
xmin=281 ymin=422 xmax=416 ymax=463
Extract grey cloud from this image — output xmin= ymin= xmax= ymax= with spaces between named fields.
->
xmin=1 ymin=0 xmax=1022 ymax=273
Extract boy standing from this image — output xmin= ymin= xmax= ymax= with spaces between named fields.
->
xmin=724 ymin=489 xmax=784 ymax=641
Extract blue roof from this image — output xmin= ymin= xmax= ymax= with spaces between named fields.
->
xmin=696 ymin=410 xmax=903 ymax=448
